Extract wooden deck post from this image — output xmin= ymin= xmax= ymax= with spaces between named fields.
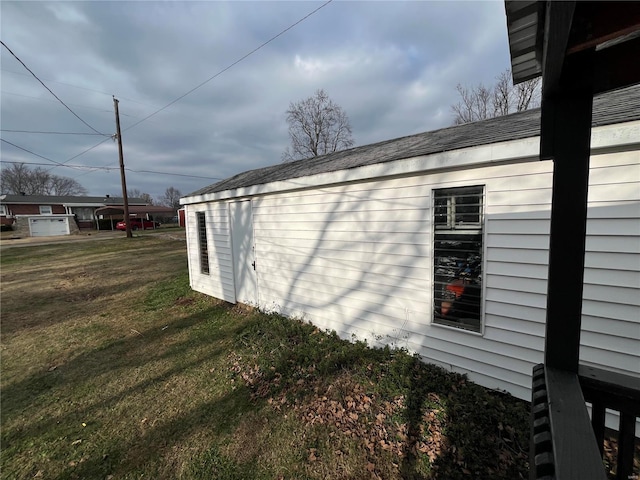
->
xmin=540 ymin=50 xmax=594 ymax=373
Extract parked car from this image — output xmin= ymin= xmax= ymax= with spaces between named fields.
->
xmin=115 ymin=218 xmax=160 ymax=231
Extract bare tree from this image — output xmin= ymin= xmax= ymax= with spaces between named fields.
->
xmin=282 ymin=89 xmax=355 ymax=162
xmin=452 ymin=69 xmax=541 ymax=125
xmin=0 ymin=163 xmax=88 ymax=195
xmin=128 ymin=189 xmax=154 ymax=205
xmin=159 ymin=186 xmax=182 ymax=210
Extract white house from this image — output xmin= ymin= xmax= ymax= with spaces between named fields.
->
xmin=180 ymin=85 xmax=640 ymax=403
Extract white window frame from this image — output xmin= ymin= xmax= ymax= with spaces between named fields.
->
xmin=0 ymin=205 xmax=7 ymax=216
xmin=432 ymin=185 xmax=485 ymax=333
xmin=39 ymin=205 xmax=53 ymax=215
xmin=196 ymin=211 xmax=210 ymax=275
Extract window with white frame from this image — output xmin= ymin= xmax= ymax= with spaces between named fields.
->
xmin=0 ymin=205 xmax=7 ymax=216
xmin=196 ymin=212 xmax=210 ymax=275
xmin=433 ymin=185 xmax=484 ymax=332
xmin=39 ymin=205 xmax=53 ymax=215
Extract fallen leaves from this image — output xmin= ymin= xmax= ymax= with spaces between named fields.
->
xmin=224 ymin=322 xmax=530 ymax=478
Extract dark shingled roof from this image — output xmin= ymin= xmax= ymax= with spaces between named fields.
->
xmin=189 ymin=85 xmax=640 ymax=197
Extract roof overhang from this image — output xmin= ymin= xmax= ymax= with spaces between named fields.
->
xmin=95 ymin=205 xmax=176 ymax=216
xmin=505 ymin=1 xmax=640 ymax=94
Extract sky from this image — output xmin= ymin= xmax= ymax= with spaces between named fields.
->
xmin=1 ymin=1 xmax=513 ymax=202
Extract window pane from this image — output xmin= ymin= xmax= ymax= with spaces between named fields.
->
xmin=196 ymin=212 xmax=210 ymax=275
xmin=454 ymin=191 xmax=481 ymax=224
xmin=434 ymin=186 xmax=482 ymax=228
xmin=433 ymin=186 xmax=484 ymax=332
xmin=72 ymin=207 xmax=94 ymax=220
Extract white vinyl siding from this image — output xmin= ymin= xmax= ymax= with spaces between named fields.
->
xmin=246 ymin=162 xmax=555 ymax=397
xmin=579 ymin=151 xmax=640 ymax=377
xmin=184 ymin=146 xmax=639 ymax=401
xmin=185 ymin=203 xmax=235 ymax=302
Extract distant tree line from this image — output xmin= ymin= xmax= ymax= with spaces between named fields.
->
xmin=0 ymin=163 xmax=87 ymax=196
xmin=1 ymin=163 xmax=182 ymax=209
xmin=127 ymin=187 xmax=182 ymax=209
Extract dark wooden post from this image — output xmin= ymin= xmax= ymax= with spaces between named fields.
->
xmin=540 ymin=50 xmax=594 ymax=373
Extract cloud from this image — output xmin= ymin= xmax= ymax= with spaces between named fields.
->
xmin=1 ymin=1 xmax=512 ymax=201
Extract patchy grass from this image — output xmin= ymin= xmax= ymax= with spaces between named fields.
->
xmin=1 ymin=237 xmax=530 ymax=479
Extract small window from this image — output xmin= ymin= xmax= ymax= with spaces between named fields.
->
xmin=0 ymin=205 xmax=7 ymax=216
xmin=433 ymin=186 xmax=484 ymax=332
xmin=39 ymin=205 xmax=53 ymax=215
xmin=196 ymin=212 xmax=210 ymax=275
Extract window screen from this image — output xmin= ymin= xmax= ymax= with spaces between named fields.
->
xmin=433 ymin=186 xmax=484 ymax=332
xmin=196 ymin=212 xmax=210 ymax=275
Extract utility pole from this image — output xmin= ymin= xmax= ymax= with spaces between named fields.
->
xmin=113 ymin=96 xmax=132 ymax=238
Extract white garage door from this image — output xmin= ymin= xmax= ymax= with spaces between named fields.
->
xmin=29 ymin=217 xmax=69 ymax=237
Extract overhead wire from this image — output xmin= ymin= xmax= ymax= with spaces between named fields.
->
xmin=68 ymin=1 xmax=334 ymax=181
xmin=123 ymin=0 xmax=334 ymax=133
xmin=1 ymin=41 xmax=109 ymax=136
xmin=1 ymin=160 xmax=222 ymax=180
xmin=1 ymin=67 xmax=156 ymax=108
xmin=1 ymin=90 xmax=140 ymax=118
xmin=1 ymin=138 xmax=81 ymax=169
xmin=2 ymin=1 xmax=333 ymax=185
xmin=1 ymin=129 xmax=107 ymax=136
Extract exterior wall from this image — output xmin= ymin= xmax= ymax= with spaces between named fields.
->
xmin=250 ymin=160 xmax=554 ymax=401
xmin=184 ymin=149 xmax=639 ymax=403
xmin=5 ymin=204 xmax=66 ymax=215
xmin=580 ymin=152 xmax=640 ymax=376
xmin=185 ymin=202 xmax=235 ymax=302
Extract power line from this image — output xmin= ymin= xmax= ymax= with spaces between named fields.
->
xmin=0 ymin=138 xmax=74 ymax=168
xmin=1 ymin=67 xmax=157 ymax=108
xmin=0 ymin=159 xmax=105 ymax=172
xmin=0 ymin=159 xmax=223 ymax=180
xmin=1 ymin=129 xmax=107 ymax=136
xmin=123 ymin=0 xmax=333 ymax=133
xmin=1 ymin=41 xmax=109 ymax=136
xmin=0 ymin=136 xmax=112 ymax=173
xmin=127 ymin=168 xmax=222 ymax=180
xmin=65 ymin=137 xmax=112 ymax=162
xmin=2 ymin=90 xmax=140 ymax=118
xmin=2 ymin=2 xmax=332 ymax=184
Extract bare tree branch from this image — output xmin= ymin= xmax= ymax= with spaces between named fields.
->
xmin=159 ymin=186 xmax=182 ymax=210
xmin=128 ymin=189 xmax=154 ymax=205
xmin=451 ymin=69 xmax=541 ymax=125
xmin=1 ymin=163 xmax=87 ymax=195
xmin=283 ymin=89 xmax=354 ymax=162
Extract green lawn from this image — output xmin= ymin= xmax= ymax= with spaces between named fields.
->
xmin=1 ymin=237 xmax=530 ymax=479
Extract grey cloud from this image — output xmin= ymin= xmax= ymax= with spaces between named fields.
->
xmin=1 ymin=1 xmax=512 ymax=201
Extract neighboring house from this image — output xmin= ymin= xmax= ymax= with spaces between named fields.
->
xmin=0 ymin=194 xmax=147 ymax=236
xmin=180 ymin=85 xmax=640 ymax=403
